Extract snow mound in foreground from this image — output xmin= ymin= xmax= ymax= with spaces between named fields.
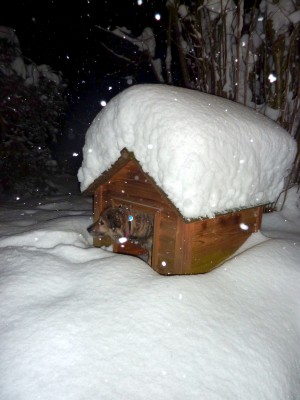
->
xmin=0 ymin=190 xmax=300 ymax=400
xmin=78 ymin=84 xmax=297 ymax=218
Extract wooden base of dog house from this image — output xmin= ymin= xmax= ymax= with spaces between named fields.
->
xmin=84 ymin=149 xmax=263 ymax=275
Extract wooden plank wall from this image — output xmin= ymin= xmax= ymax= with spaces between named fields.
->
xmin=187 ymin=207 xmax=262 ymax=274
xmin=90 ymin=157 xmax=264 ymax=275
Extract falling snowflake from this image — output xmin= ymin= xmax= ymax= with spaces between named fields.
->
xmin=268 ymin=73 xmax=277 ymax=83
xmin=240 ymin=223 xmax=249 ymax=231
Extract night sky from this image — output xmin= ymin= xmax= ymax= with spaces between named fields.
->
xmin=2 ymin=0 xmax=165 ymax=91
xmin=1 ymin=0 xmax=166 ymax=169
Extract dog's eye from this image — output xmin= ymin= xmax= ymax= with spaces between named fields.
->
xmin=99 ymin=220 xmax=104 ymax=225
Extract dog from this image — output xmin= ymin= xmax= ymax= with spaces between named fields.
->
xmin=87 ymin=205 xmax=154 ymax=264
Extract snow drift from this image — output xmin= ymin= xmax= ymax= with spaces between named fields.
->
xmin=78 ymin=84 xmax=297 ymax=218
xmin=0 ymin=186 xmax=300 ymax=400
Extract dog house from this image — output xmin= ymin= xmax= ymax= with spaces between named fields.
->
xmin=83 ymin=148 xmax=263 ymax=275
xmin=79 ymin=85 xmax=296 ymax=275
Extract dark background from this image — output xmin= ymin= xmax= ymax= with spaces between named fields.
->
xmin=2 ymin=1 xmax=165 ymax=89
xmin=1 ymin=0 xmax=166 ymax=171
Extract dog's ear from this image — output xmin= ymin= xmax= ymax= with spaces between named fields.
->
xmin=107 ymin=209 xmax=122 ymax=229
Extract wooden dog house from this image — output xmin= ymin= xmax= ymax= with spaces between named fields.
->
xmin=84 ymin=148 xmax=263 ymax=275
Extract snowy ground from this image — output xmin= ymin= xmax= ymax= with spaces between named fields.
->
xmin=0 ymin=182 xmax=299 ymax=400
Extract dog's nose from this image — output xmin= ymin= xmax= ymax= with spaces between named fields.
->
xmin=87 ymin=223 xmax=97 ymax=235
xmin=87 ymin=221 xmax=104 ymax=237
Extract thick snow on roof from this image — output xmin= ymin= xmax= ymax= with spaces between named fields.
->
xmin=78 ymin=84 xmax=297 ymax=218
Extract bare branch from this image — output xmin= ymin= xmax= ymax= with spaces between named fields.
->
xmin=99 ymin=42 xmax=133 ymax=63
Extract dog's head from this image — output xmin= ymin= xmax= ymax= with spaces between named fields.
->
xmin=87 ymin=207 xmax=124 ymax=239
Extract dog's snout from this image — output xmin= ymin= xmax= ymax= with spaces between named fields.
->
xmin=87 ymin=224 xmax=94 ymax=233
xmin=87 ymin=216 xmax=108 ymax=237
xmin=87 ymin=221 xmax=100 ymax=236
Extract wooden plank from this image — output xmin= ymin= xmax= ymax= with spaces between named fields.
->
xmin=153 ymin=211 xmax=178 ymax=274
xmin=174 ymin=219 xmax=193 ymax=274
xmin=82 ymin=148 xmax=135 ymax=195
xmin=104 ymin=163 xmax=178 ymax=211
xmin=255 ymin=206 xmax=263 ymax=231
xmin=87 ymin=149 xmax=265 ymax=275
xmin=113 ymin=241 xmax=148 ymax=256
xmin=187 ymin=207 xmax=260 ymax=274
xmin=84 ymin=149 xmax=184 ymax=217
xmin=92 ymin=186 xmax=112 ymax=248
xmin=106 ymin=197 xmax=161 ymax=266
xmin=154 ymin=207 xmax=262 ymax=275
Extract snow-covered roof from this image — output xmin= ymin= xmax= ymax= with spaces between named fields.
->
xmin=78 ymin=84 xmax=297 ymax=218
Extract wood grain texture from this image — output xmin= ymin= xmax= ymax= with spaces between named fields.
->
xmin=87 ymin=149 xmax=264 ymax=275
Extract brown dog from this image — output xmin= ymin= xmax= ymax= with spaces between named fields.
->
xmin=88 ymin=205 xmax=154 ymax=263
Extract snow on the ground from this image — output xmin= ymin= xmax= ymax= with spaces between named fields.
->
xmin=78 ymin=84 xmax=297 ymax=218
xmin=0 ymin=185 xmax=299 ymax=400
xmin=262 ymin=185 xmax=300 ymax=241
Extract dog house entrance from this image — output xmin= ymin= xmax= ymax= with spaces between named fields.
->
xmin=111 ymin=197 xmax=161 ymax=265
